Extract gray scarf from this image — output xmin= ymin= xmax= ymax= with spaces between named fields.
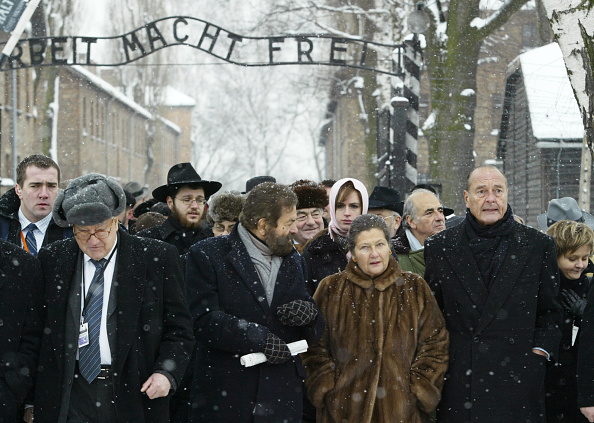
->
xmin=238 ymin=223 xmax=282 ymax=306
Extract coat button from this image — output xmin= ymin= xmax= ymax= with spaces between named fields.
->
xmin=0 ymin=319 xmax=3 ymax=326
xmin=509 ymin=371 xmax=515 ymax=378
xmin=509 ymin=338 xmax=515 ymax=344
xmin=473 ymin=336 xmax=479 ymax=343
xmin=520 ymin=301 xmax=527 ymax=308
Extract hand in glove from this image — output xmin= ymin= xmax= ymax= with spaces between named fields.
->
xmin=560 ymin=289 xmax=587 ymax=319
xmin=277 ymin=299 xmax=318 ymax=326
xmin=264 ymin=332 xmax=292 ymax=364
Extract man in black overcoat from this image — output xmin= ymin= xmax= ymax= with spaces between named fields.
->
xmin=186 ymin=182 xmax=324 ymax=423
xmin=424 ymin=165 xmax=562 ymax=423
xmin=0 ymin=240 xmax=42 ymax=423
xmin=33 ymin=174 xmax=194 ymax=423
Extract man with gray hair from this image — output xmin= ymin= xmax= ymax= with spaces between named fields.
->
xmin=392 ymin=188 xmax=445 ymax=275
xmin=33 ymin=174 xmax=194 ymax=423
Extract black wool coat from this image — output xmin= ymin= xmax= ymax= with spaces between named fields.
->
xmin=0 ymin=240 xmax=42 ymax=423
xmin=137 ymin=215 xmax=212 ymax=256
xmin=424 ymin=221 xmax=562 ymax=423
xmin=301 ymin=229 xmax=347 ymax=296
xmin=577 ymin=274 xmax=594 ymax=409
xmin=545 ymin=267 xmax=591 ymax=423
xmin=34 ymin=229 xmax=195 ymax=423
xmin=186 ymin=225 xmax=325 ymax=423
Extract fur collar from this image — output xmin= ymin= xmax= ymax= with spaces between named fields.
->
xmin=346 ymin=255 xmax=403 ymax=291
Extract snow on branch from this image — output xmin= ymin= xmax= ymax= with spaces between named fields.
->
xmin=478 ymin=0 xmax=531 ymax=40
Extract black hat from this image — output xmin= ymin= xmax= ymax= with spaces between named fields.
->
xmin=290 ymin=180 xmax=328 ymax=210
xmin=152 ymin=163 xmax=222 ymax=202
xmin=243 ymin=176 xmax=276 ymax=194
xmin=368 ymin=186 xmax=403 ymax=215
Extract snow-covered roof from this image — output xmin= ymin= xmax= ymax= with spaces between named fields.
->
xmin=162 ymin=86 xmax=196 ymax=107
xmin=158 ymin=116 xmax=181 ymax=135
xmin=68 ymin=65 xmax=154 ymax=121
xmin=515 ymin=42 xmax=583 ymax=140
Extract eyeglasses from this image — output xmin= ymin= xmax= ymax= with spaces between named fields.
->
xmin=74 ymin=222 xmax=115 ymax=242
xmin=296 ymin=210 xmax=323 ymax=222
xmin=176 ymin=196 xmax=206 ymax=206
xmin=213 ymin=222 xmax=236 ymax=234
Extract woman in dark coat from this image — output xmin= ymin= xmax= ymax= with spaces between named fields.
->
xmin=303 ymin=215 xmax=449 ymax=422
xmin=545 ymin=220 xmax=593 ymax=422
xmin=302 ymin=178 xmax=368 ymax=296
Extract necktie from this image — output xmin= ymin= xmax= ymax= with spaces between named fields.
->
xmin=25 ymin=223 xmax=37 ymax=257
xmin=78 ymin=258 xmax=107 ymax=383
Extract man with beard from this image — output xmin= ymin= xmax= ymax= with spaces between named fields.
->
xmin=186 ymin=182 xmax=324 ymax=423
xmin=138 ymin=163 xmax=221 ymax=256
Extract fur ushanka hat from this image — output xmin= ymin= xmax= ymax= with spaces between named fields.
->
xmin=289 ymin=180 xmax=328 ymax=210
xmin=206 ymin=191 xmax=245 ymax=225
xmin=53 ymin=173 xmax=126 ymax=227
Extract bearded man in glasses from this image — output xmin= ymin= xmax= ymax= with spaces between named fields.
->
xmin=33 ymin=174 xmax=194 ymax=423
xmin=138 ymin=163 xmax=222 ymax=256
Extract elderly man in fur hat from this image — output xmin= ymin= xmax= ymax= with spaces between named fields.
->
xmin=33 ymin=174 xmax=194 ymax=423
xmin=289 ymin=180 xmax=328 ymax=254
xmin=138 ymin=162 xmax=221 ymax=256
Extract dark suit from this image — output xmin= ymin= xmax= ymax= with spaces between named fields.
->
xmin=34 ymin=229 xmax=195 ymax=423
xmin=186 ymin=225 xmax=325 ymax=423
xmin=0 ymin=240 xmax=42 ymax=423
xmin=424 ymin=221 xmax=562 ymax=423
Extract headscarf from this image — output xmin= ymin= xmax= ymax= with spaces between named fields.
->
xmin=328 ymin=178 xmax=369 ymax=242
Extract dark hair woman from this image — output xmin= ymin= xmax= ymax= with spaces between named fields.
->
xmin=301 ymin=178 xmax=368 ymax=295
xmin=303 ymin=214 xmax=449 ymax=423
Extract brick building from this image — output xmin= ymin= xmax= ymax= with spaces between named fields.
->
xmin=0 ymin=64 xmax=194 ymax=193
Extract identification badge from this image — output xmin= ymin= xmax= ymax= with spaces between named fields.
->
xmin=572 ymin=325 xmax=579 ymax=347
xmin=79 ymin=322 xmax=89 ymax=348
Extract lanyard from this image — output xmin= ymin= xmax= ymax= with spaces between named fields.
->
xmin=19 ymin=230 xmax=30 ymax=253
xmin=81 ymin=246 xmax=117 ymax=320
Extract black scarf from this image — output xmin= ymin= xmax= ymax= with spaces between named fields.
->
xmin=465 ymin=206 xmax=515 ymax=289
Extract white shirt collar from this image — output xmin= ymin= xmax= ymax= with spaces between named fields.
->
xmin=18 ymin=208 xmax=53 ymax=235
xmin=405 ymin=229 xmax=424 ymax=252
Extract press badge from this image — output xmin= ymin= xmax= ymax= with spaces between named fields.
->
xmin=79 ymin=322 xmax=89 ymax=348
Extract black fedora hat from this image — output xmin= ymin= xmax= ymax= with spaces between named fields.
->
xmin=368 ymin=186 xmax=403 ymax=215
xmin=152 ymin=163 xmax=222 ymax=202
xmin=243 ymin=176 xmax=276 ymax=194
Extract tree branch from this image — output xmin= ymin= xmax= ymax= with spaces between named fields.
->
xmin=478 ymin=0 xmax=531 ymax=41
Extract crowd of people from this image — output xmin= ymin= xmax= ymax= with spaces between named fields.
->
xmin=3 ymin=154 xmax=594 ymax=423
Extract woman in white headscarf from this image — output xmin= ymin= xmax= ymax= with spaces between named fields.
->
xmin=301 ymin=178 xmax=368 ymax=295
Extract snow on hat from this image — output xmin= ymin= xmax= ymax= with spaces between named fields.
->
xmin=53 ymin=173 xmax=126 ymax=227
xmin=537 ymin=197 xmax=594 ymax=231
xmin=289 ymin=180 xmax=328 ymax=210
xmin=206 ymin=191 xmax=245 ymax=224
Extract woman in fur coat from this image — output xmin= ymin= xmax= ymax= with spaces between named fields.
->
xmin=303 ymin=214 xmax=449 ymax=423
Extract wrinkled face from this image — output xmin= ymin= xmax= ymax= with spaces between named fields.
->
xmin=264 ymin=206 xmax=298 ymax=257
xmin=335 ymin=191 xmax=362 ymax=231
xmin=212 ymin=220 xmax=236 ymax=237
xmin=16 ymin=165 xmax=59 ymax=223
xmin=295 ymin=207 xmax=324 ymax=244
xmin=353 ymin=228 xmax=391 ymax=278
xmin=369 ymin=208 xmax=401 ymax=239
xmin=74 ymin=217 xmax=118 ymax=260
xmin=168 ymin=186 xmax=206 ymax=229
xmin=558 ymin=244 xmax=591 ymax=280
xmin=407 ymin=193 xmax=445 ymax=243
xmin=464 ymin=168 xmax=508 ymax=226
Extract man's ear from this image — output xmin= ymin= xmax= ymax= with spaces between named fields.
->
xmin=256 ymin=218 xmax=268 ymax=236
xmin=15 ymin=184 xmax=22 ymax=200
xmin=406 ymin=215 xmax=416 ymax=229
xmin=166 ymin=196 xmax=174 ymax=210
xmin=394 ymin=215 xmax=402 ymax=231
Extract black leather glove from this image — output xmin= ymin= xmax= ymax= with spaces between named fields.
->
xmin=560 ymin=289 xmax=587 ymax=319
xmin=277 ymin=299 xmax=318 ymax=326
xmin=264 ymin=332 xmax=292 ymax=364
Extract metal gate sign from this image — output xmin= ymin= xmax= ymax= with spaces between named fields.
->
xmin=0 ymin=16 xmax=403 ymax=76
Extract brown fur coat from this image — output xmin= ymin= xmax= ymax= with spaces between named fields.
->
xmin=303 ymin=256 xmax=449 ymax=423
